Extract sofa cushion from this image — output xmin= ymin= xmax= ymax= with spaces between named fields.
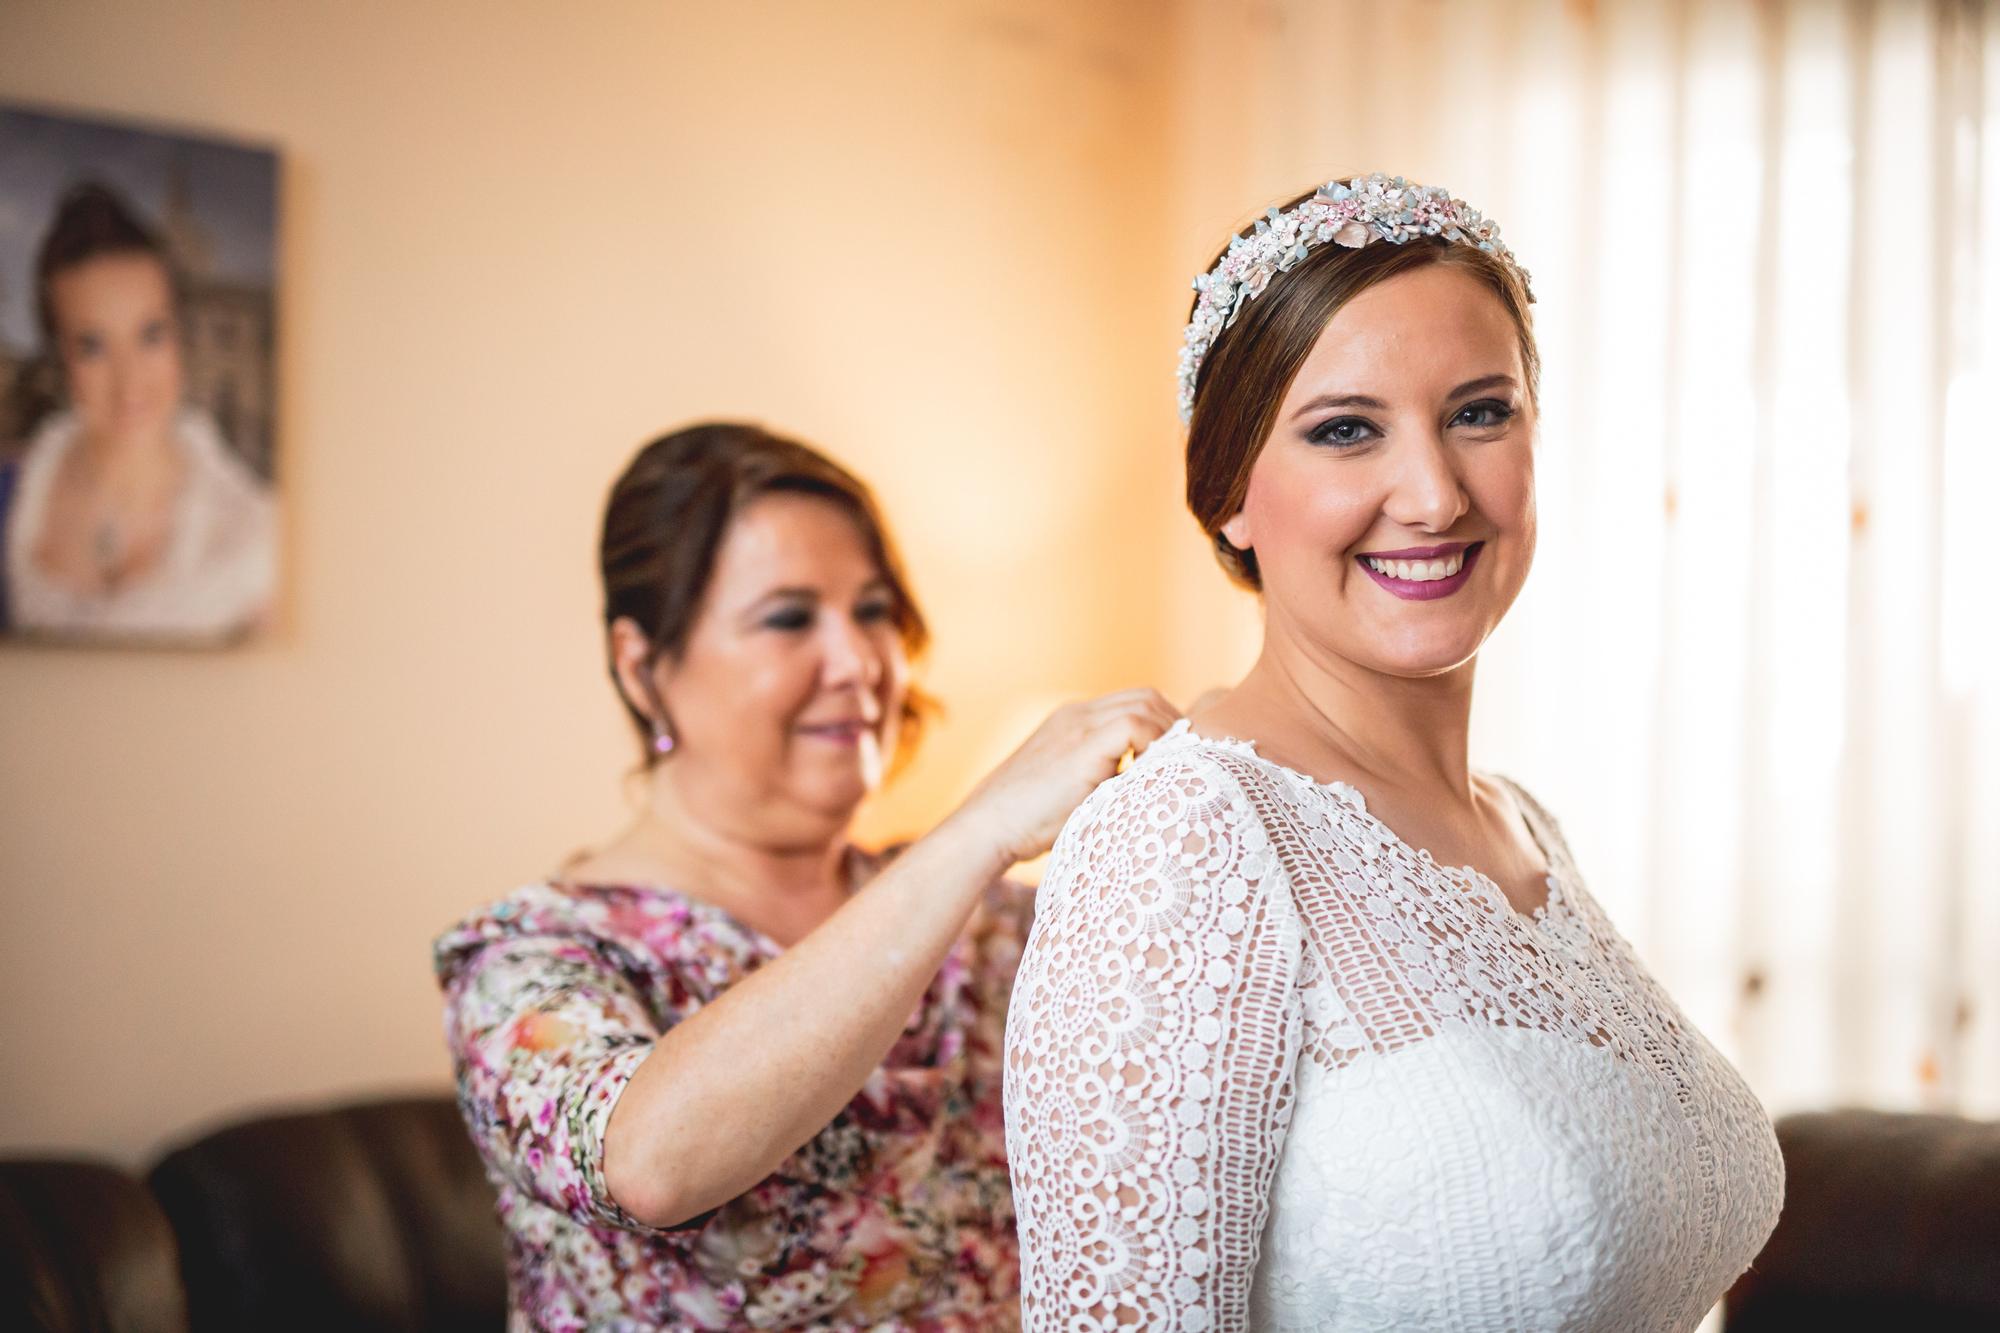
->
xmin=146 ymin=1095 xmax=503 ymax=1333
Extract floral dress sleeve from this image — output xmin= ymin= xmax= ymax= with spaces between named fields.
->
xmin=440 ymin=924 xmax=683 ymax=1234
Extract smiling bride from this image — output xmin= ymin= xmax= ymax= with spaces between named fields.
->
xmin=1002 ymin=174 xmax=1785 ymax=1332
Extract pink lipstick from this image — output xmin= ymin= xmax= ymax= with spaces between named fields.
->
xmin=1355 ymin=541 xmax=1483 ymax=602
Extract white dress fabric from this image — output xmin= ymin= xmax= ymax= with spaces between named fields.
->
xmin=1003 ymin=722 xmax=1785 ymax=1332
xmin=5 ymin=407 xmax=274 ymax=641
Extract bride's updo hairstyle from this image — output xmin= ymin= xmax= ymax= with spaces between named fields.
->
xmin=1184 ymin=181 xmax=1540 ymax=589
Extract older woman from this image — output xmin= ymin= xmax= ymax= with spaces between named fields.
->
xmin=1004 ymin=175 xmax=1785 ymax=1331
xmin=435 ymin=422 xmax=1175 ymax=1330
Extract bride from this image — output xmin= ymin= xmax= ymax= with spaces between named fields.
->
xmin=1003 ymin=174 xmax=1784 ymax=1331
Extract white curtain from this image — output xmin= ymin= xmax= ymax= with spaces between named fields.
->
xmin=1169 ymin=0 xmax=2000 ymax=1117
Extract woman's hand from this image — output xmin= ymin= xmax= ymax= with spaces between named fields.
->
xmin=945 ymin=689 xmax=1182 ymax=869
xmin=601 ymin=687 xmax=1176 ymax=1228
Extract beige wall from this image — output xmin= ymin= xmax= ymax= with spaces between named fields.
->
xmin=0 ymin=0 xmax=1197 ymax=1163
xmin=14 ymin=0 xmax=1886 ymax=1164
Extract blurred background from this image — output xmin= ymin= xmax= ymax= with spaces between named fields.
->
xmin=0 ymin=0 xmax=1993 ymax=1170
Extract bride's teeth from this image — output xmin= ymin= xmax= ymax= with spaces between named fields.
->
xmin=1367 ymin=551 xmax=1467 ymax=581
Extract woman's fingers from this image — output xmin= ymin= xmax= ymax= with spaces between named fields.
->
xmin=1099 ymin=690 xmax=1179 ymax=743
xmin=1082 ymin=686 xmax=1174 ymax=720
xmin=950 ymin=687 xmax=1186 ymax=867
xmin=1089 ymin=691 xmax=1182 ymax=778
xmin=1142 ymin=694 xmax=1182 ymax=739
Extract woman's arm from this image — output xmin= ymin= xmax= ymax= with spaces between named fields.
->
xmin=442 ymin=932 xmax=678 ymax=1231
xmin=602 ymin=689 xmax=1180 ymax=1228
xmin=1004 ymin=753 xmax=1302 ymax=1333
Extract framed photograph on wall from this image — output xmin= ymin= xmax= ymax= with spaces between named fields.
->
xmin=0 ymin=103 xmax=278 ymax=646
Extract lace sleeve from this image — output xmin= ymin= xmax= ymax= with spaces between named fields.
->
xmin=1004 ymin=754 xmax=1303 ymax=1332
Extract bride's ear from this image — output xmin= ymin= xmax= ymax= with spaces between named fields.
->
xmin=1219 ymin=510 xmax=1252 ymax=551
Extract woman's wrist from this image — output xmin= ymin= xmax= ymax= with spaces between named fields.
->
xmin=922 ymin=805 xmax=1015 ymax=888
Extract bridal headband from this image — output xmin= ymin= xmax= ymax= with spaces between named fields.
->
xmin=1177 ymin=172 xmax=1534 ymax=422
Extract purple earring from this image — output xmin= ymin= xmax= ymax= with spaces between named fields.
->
xmin=651 ymin=723 xmax=675 ymax=756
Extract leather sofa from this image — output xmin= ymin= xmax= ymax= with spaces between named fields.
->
xmin=2 ymin=1095 xmax=504 ymax=1332
xmin=2 ymin=1099 xmax=1995 ymax=1330
xmin=0 ymin=1158 xmax=187 ymax=1333
xmin=1722 ymin=1109 xmax=2000 ymax=1331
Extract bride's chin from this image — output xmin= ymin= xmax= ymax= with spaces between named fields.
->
xmin=1347 ymin=626 xmax=1490 ymax=678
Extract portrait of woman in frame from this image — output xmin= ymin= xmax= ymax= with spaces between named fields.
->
xmin=0 ymin=103 xmax=278 ymax=646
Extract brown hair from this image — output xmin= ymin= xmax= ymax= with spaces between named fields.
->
xmin=1184 ymin=187 xmax=1539 ymax=589
xmin=599 ymin=421 xmax=932 ymax=766
xmin=4 ymin=183 xmax=180 ymax=447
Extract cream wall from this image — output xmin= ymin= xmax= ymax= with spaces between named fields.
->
xmin=0 ymin=0 xmax=1184 ymax=1163
xmin=8 ymin=0 xmax=1929 ymax=1167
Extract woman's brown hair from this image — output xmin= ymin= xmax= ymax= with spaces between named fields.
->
xmin=599 ymin=421 xmax=932 ymax=766
xmin=3 ymin=182 xmax=180 ymax=448
xmin=1184 ymin=186 xmax=1539 ymax=589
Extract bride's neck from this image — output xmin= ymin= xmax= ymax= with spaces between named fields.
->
xmin=1232 ymin=630 xmax=1477 ymax=797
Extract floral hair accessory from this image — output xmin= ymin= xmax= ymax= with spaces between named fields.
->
xmin=1177 ymin=172 xmax=1533 ymax=422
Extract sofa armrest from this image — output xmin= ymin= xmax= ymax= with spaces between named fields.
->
xmin=1725 ymin=1109 xmax=2000 ymax=1330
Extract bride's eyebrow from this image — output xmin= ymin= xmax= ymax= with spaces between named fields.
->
xmin=1447 ymin=373 xmax=1518 ymax=399
xmin=1290 ymin=373 xmax=1520 ymax=422
xmin=1290 ymin=392 xmax=1387 ymax=419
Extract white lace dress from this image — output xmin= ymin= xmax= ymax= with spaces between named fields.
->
xmin=1003 ymin=723 xmax=1784 ymax=1332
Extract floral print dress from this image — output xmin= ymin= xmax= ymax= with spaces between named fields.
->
xmin=434 ymin=867 xmax=1030 ymax=1331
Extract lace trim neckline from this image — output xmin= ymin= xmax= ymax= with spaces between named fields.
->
xmin=1154 ymin=718 xmax=1570 ymax=927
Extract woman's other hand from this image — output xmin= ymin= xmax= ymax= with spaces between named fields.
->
xmin=945 ymin=689 xmax=1181 ymax=869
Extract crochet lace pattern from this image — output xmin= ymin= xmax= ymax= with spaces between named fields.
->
xmin=1004 ymin=723 xmax=1783 ymax=1331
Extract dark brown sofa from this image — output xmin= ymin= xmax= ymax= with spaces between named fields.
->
xmin=0 ymin=1158 xmax=188 ymax=1333
xmin=1722 ymin=1109 xmax=2000 ymax=1330
xmin=2 ymin=1095 xmax=504 ymax=1333
xmin=3 ymin=1100 xmax=1996 ymax=1330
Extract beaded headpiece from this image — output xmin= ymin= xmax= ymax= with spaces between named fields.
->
xmin=1177 ymin=173 xmax=1533 ymax=422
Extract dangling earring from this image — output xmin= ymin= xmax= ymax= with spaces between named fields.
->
xmin=650 ymin=721 xmax=676 ymax=756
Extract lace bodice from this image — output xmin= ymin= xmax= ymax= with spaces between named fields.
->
xmin=1003 ymin=723 xmax=1783 ymax=1332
